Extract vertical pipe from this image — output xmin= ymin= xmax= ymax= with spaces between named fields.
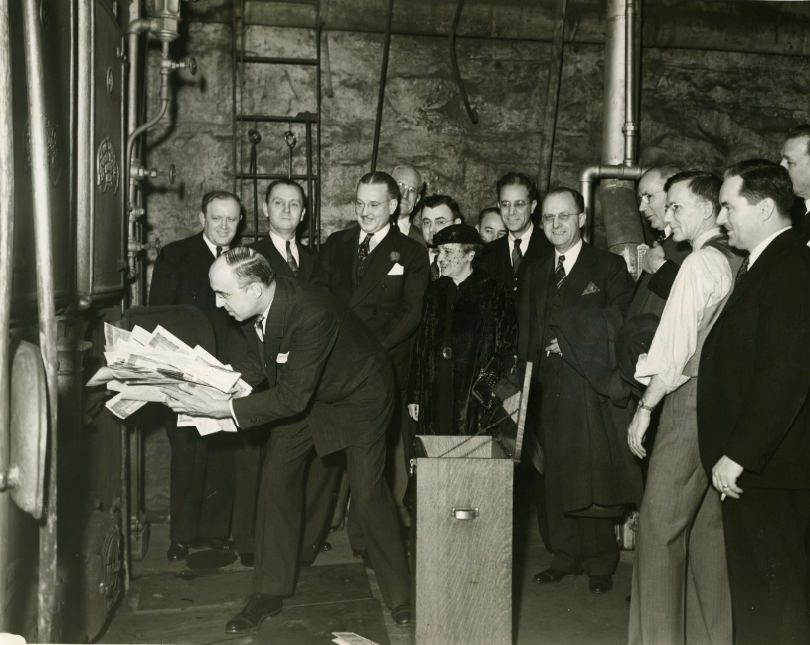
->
xmin=315 ymin=18 xmax=323 ymax=247
xmin=601 ymin=0 xmax=626 ymax=167
xmin=230 ymin=1 xmax=238 ymax=193
xmin=370 ymin=0 xmax=394 ymax=172
xmin=76 ymin=0 xmax=92 ymax=303
xmin=22 ymin=0 xmax=59 ymax=639
xmin=596 ymin=0 xmax=643 ymax=257
xmin=537 ymin=0 xmax=567 ymax=195
xmin=622 ymin=0 xmax=636 ymax=166
xmin=305 ymin=119 xmax=313 ymax=245
xmin=0 ymin=0 xmax=13 ymax=488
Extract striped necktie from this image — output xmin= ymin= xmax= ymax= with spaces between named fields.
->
xmin=555 ymin=255 xmax=566 ymax=289
xmin=511 ymin=238 xmax=523 ymax=273
xmin=285 ymin=240 xmax=299 ymax=275
xmin=735 ymin=256 xmax=749 ymax=283
xmin=356 ymin=233 xmax=372 ymax=281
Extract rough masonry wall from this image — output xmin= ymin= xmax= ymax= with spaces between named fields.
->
xmin=142 ymin=18 xmax=810 ymax=255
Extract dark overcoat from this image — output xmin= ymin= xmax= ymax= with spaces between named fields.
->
xmin=517 ymin=243 xmax=641 ymax=516
xmin=407 ymin=270 xmax=517 ymax=436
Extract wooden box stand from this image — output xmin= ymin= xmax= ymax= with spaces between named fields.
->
xmin=414 ymin=363 xmax=532 ymax=645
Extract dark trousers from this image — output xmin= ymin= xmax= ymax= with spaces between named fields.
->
xmin=231 ymin=426 xmax=341 ymax=563
xmin=543 ymin=466 xmax=618 ymax=576
xmin=722 ymin=487 xmax=810 ymax=645
xmin=166 ymin=415 xmax=234 ymax=542
xmin=253 ymin=423 xmax=410 ymax=609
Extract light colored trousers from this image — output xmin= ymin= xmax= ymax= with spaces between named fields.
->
xmin=628 ymin=379 xmax=732 ymax=645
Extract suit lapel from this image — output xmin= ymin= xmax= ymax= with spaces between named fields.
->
xmin=721 ymin=229 xmax=793 ymax=316
xmin=350 ymin=227 xmax=397 ymax=306
xmin=560 ymin=243 xmax=595 ymax=305
xmin=262 ymin=279 xmax=289 ymax=388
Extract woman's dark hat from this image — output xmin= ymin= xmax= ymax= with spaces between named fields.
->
xmin=430 ymin=223 xmax=483 ymax=247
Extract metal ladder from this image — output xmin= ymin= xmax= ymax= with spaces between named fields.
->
xmin=230 ymin=0 xmax=322 ymax=248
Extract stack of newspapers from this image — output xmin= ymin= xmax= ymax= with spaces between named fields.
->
xmin=86 ymin=322 xmax=252 ymax=435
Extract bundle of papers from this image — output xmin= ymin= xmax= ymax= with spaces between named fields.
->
xmin=87 ymin=322 xmax=252 ymax=435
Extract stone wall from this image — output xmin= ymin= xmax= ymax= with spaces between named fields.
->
xmin=141 ymin=3 xmax=810 ymax=256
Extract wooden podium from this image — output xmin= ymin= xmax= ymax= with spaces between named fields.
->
xmin=414 ymin=362 xmax=533 ymax=645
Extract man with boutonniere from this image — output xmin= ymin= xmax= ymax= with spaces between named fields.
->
xmin=517 ymin=187 xmax=640 ymax=596
xmin=314 ymin=171 xmax=429 ymax=556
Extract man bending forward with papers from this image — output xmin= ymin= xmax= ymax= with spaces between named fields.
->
xmin=166 ymin=247 xmax=412 ymax=632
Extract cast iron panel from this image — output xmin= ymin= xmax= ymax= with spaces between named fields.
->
xmin=8 ymin=0 xmax=73 ymax=314
xmin=91 ymin=0 xmax=124 ymax=297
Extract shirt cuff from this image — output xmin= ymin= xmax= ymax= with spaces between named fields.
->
xmin=228 ymin=399 xmax=240 ymax=427
xmin=634 ymin=352 xmax=690 ymax=391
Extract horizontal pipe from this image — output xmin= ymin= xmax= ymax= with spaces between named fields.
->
xmin=236 ymin=113 xmax=318 ymax=124
xmin=579 ymin=164 xmax=644 ymax=243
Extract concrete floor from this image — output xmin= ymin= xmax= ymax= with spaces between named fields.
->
xmin=98 ymin=517 xmax=634 ymax=645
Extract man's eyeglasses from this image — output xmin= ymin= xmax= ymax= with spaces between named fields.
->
xmin=541 ymin=212 xmax=578 ymax=224
xmin=397 ymin=182 xmax=418 ymax=198
xmin=355 ymin=200 xmax=384 ymax=212
xmin=498 ymin=200 xmax=530 ymax=212
xmin=639 ymin=190 xmax=664 ymax=205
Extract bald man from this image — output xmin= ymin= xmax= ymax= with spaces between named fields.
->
xmin=392 ymin=165 xmax=426 ymax=246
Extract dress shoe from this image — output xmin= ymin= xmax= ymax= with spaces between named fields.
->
xmin=225 ymin=593 xmax=282 ymax=634
xmin=533 ymin=567 xmax=582 ymax=583
xmin=391 ymin=603 xmax=411 ymax=627
xmin=166 ymin=541 xmax=189 ymax=561
xmin=588 ymin=575 xmax=613 ymax=594
xmin=191 ymin=537 xmax=234 ymax=551
xmin=353 ymin=549 xmax=374 ymax=570
xmin=239 ymin=552 xmax=254 ymax=567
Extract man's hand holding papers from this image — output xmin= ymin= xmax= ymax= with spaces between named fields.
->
xmin=88 ymin=322 xmax=251 ymax=435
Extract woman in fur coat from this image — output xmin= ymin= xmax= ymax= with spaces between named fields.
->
xmin=407 ymin=224 xmax=517 ymax=436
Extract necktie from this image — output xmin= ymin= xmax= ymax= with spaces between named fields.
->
xmin=285 ymin=240 xmax=299 ymax=275
xmin=555 ymin=255 xmax=566 ymax=289
xmin=512 ymin=238 xmax=523 ymax=273
xmin=254 ymin=315 xmax=265 ymax=341
xmin=356 ymin=233 xmax=372 ymax=282
xmin=216 ymin=245 xmax=223 ymax=257
xmin=430 ymin=253 xmax=440 ymax=280
xmin=735 ymin=256 xmax=749 ymax=283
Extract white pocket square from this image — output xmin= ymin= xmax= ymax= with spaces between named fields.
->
xmin=582 ymin=282 xmax=600 ymax=295
xmin=387 ymin=262 xmax=405 ymax=276
xmin=276 ymin=352 xmax=289 ymax=364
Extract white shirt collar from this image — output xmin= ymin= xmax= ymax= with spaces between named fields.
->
xmin=359 ymin=223 xmax=390 ymax=253
xmin=202 ymin=233 xmax=227 ymax=258
xmin=268 ymin=230 xmax=298 ymax=263
xmin=748 ymin=226 xmax=792 ymax=268
xmin=397 ymin=215 xmax=411 ymax=237
xmin=508 ymin=222 xmax=534 ymax=249
xmin=692 ymin=226 xmax=723 ymax=251
xmin=554 ymin=238 xmax=584 ymax=276
xmin=255 ymin=302 xmax=272 ymax=337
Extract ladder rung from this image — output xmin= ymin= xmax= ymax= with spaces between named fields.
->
xmin=236 ymin=113 xmax=318 ymax=124
xmin=235 ymin=173 xmax=320 ymax=181
xmin=238 ymin=54 xmax=319 ymax=66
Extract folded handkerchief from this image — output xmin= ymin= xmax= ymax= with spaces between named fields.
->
xmin=387 ymin=262 xmax=405 ymax=276
xmin=582 ymin=282 xmax=600 ymax=295
xmin=276 ymin=352 xmax=289 ymax=364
